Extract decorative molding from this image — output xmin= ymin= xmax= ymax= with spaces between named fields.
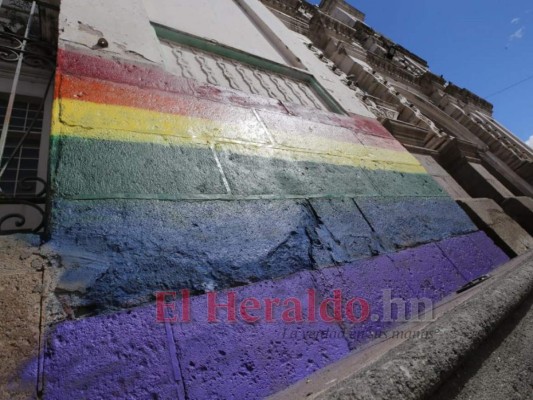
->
xmin=366 ymin=52 xmax=423 ymax=86
xmin=258 ymin=0 xmax=533 ymax=194
xmin=444 ymin=83 xmax=493 ymax=114
xmin=381 ymin=118 xmax=448 ymax=152
xmin=153 ymin=23 xmax=344 ymax=114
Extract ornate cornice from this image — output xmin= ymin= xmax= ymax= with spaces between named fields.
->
xmin=381 ymin=118 xmax=448 ymax=152
xmin=258 ymin=0 xmax=301 ymax=15
xmin=309 ymin=12 xmax=358 ymax=43
xmin=444 ymin=83 xmax=493 ymax=114
xmin=365 ymin=52 xmax=422 ymax=86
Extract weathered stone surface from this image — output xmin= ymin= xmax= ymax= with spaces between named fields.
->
xmin=467 ymin=230 xmax=512 ymax=267
xmin=51 ymin=136 xmax=227 ymax=199
xmin=312 ymin=255 xmax=413 ymax=350
xmin=432 ymin=293 xmax=533 ymax=400
xmin=437 ymin=231 xmax=509 ymax=282
xmin=215 ymin=143 xmax=379 ymax=197
xmin=43 ymin=306 xmax=179 ymax=399
xmin=310 ymin=251 xmax=533 ymax=400
xmin=299 ymin=234 xmax=504 ymax=353
xmin=501 ymin=196 xmax=533 ymax=236
xmin=431 ymin=175 xmax=471 ymax=200
xmin=173 ymin=271 xmax=350 ymax=400
xmin=0 ymin=235 xmax=42 ymax=275
xmin=0 ymin=272 xmax=42 ymax=400
xmin=458 ymin=198 xmax=533 ymax=256
xmin=390 ymin=243 xmax=467 ymax=303
xmin=414 ymin=154 xmax=452 ymax=177
xmin=42 ymin=272 xmax=350 ymax=400
xmin=414 ymin=155 xmax=471 ymax=200
xmin=365 ymin=169 xmax=447 ymax=197
xmin=453 ymin=162 xmax=514 ymax=204
xmin=37 ymin=232 xmax=510 ymax=399
xmin=49 ymin=198 xmax=317 ymax=311
xmin=0 ymin=235 xmax=51 ymax=399
xmin=50 ymin=196 xmax=483 ymax=313
xmin=309 ymin=198 xmax=381 ymax=265
xmin=355 ymin=197 xmax=477 ymax=251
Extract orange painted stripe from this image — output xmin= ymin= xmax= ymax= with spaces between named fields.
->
xmin=58 ymin=74 xmax=258 ymax=128
xmin=57 ymin=74 xmax=408 ymax=153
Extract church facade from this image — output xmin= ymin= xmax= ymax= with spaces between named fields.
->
xmin=1 ymin=0 xmax=532 ymax=399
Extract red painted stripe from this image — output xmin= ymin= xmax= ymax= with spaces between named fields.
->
xmin=57 ymin=49 xmax=287 ymax=113
xmin=284 ymin=102 xmax=395 ymax=140
xmin=57 ymin=48 xmax=194 ymax=97
xmin=58 ymin=74 xmax=263 ymax=126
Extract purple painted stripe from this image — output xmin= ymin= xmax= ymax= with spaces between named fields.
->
xmin=437 ymin=231 xmax=509 ymax=282
xmin=165 ymin=321 xmax=186 ymax=399
xmin=171 ymin=271 xmax=349 ymax=400
xmin=40 ymin=232 xmax=507 ymax=399
xmin=42 ymin=307 xmax=181 ymax=400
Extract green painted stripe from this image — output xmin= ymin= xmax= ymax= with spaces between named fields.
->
xmin=50 ymin=136 xmax=446 ymax=200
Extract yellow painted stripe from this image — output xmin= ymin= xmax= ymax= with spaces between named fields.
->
xmin=268 ymin=128 xmax=420 ymax=166
xmin=52 ymin=99 xmax=428 ymax=174
xmin=55 ymin=98 xmax=270 ymax=144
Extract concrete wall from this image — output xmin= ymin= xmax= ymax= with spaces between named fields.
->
xmin=18 ymin=1 xmax=512 ymax=399
xmin=142 ymin=0 xmax=288 ymax=65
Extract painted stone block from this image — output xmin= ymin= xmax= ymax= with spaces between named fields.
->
xmin=355 ymin=197 xmax=477 ymax=250
xmin=172 ymin=271 xmax=349 ymax=400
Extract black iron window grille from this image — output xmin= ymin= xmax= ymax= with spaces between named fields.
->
xmin=0 ymin=0 xmax=58 ymax=237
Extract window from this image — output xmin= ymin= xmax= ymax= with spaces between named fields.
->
xmin=155 ymin=24 xmax=345 ymax=114
xmin=0 ymin=96 xmax=44 ymax=196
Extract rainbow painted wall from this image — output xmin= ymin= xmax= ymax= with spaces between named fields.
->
xmin=36 ymin=48 xmax=509 ymax=399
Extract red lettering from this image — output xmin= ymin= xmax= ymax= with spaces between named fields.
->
xmin=156 ymin=291 xmax=177 ymax=323
xmin=239 ymin=297 xmax=261 ymax=323
xmin=264 ymin=298 xmax=281 ymax=322
xmin=307 ymin=289 xmax=317 ymax=322
xmin=282 ymin=297 xmax=304 ymax=323
xmin=345 ymin=297 xmax=370 ymax=323
xmin=207 ymin=291 xmax=236 ymax=322
xmin=319 ymin=289 xmax=342 ymax=323
xmin=181 ymin=289 xmax=191 ymax=323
